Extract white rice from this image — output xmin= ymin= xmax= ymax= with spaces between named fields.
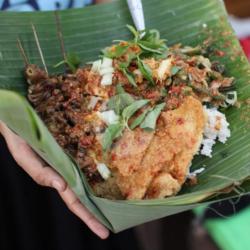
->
xmin=200 ymin=106 xmax=231 ymax=157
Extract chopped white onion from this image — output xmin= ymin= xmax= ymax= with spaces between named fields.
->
xmin=133 ymin=69 xmax=142 ymax=76
xmin=91 ymin=57 xmax=114 ymax=86
xmin=187 ymin=167 xmax=205 ymax=178
xmin=157 ymin=58 xmax=172 ymax=80
xmin=88 ymin=96 xmax=101 ymax=110
xmin=91 ymin=59 xmax=102 ymax=72
xmin=97 ymin=110 xmax=119 ymax=125
xmin=101 ymin=73 xmax=113 ymax=86
xmin=99 ymin=67 xmax=114 ymax=76
xmin=101 ymin=57 xmax=113 ymax=68
xmin=97 ymin=163 xmax=111 ymax=180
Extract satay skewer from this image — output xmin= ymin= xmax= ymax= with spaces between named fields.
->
xmin=31 ymin=23 xmax=48 ymax=75
xmin=17 ymin=38 xmax=29 ymax=67
xmin=54 ymin=11 xmax=67 ymax=63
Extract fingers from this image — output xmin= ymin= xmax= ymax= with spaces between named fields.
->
xmin=59 ymin=187 xmax=109 ymax=239
xmin=0 ymin=122 xmax=66 ymax=192
xmin=0 ymin=121 xmax=3 ymax=132
xmin=0 ymin=122 xmax=109 ymax=239
xmin=33 ymin=167 xmax=67 ymax=192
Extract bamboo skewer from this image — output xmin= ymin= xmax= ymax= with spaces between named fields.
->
xmin=16 ymin=38 xmax=29 ymax=66
xmin=54 ymin=11 xmax=67 ymax=63
xmin=31 ymin=23 xmax=48 ymax=75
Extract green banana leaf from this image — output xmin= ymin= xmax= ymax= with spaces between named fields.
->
xmin=0 ymin=0 xmax=250 ymax=232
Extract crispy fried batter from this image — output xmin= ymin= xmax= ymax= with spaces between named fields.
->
xmin=146 ymin=173 xmax=180 ymax=199
xmin=109 ymin=129 xmax=154 ymax=176
xmin=112 ymin=96 xmax=206 ymax=200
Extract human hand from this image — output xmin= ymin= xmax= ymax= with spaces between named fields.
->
xmin=0 ymin=121 xmax=109 ymax=239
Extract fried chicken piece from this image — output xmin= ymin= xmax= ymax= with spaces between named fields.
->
xmin=113 ymin=96 xmax=206 ymax=200
xmin=146 ymin=172 xmax=180 ymax=199
xmin=109 ymin=129 xmax=154 ymax=176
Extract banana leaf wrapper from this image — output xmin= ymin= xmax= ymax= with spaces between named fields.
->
xmin=0 ymin=0 xmax=250 ymax=232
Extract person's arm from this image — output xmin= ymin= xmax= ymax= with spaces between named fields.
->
xmin=0 ymin=121 xmax=109 ymax=239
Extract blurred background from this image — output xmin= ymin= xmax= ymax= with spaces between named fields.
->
xmin=0 ymin=1 xmax=250 ymax=250
xmin=225 ymin=0 xmax=250 ymax=17
xmin=226 ymin=0 xmax=250 ymax=60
